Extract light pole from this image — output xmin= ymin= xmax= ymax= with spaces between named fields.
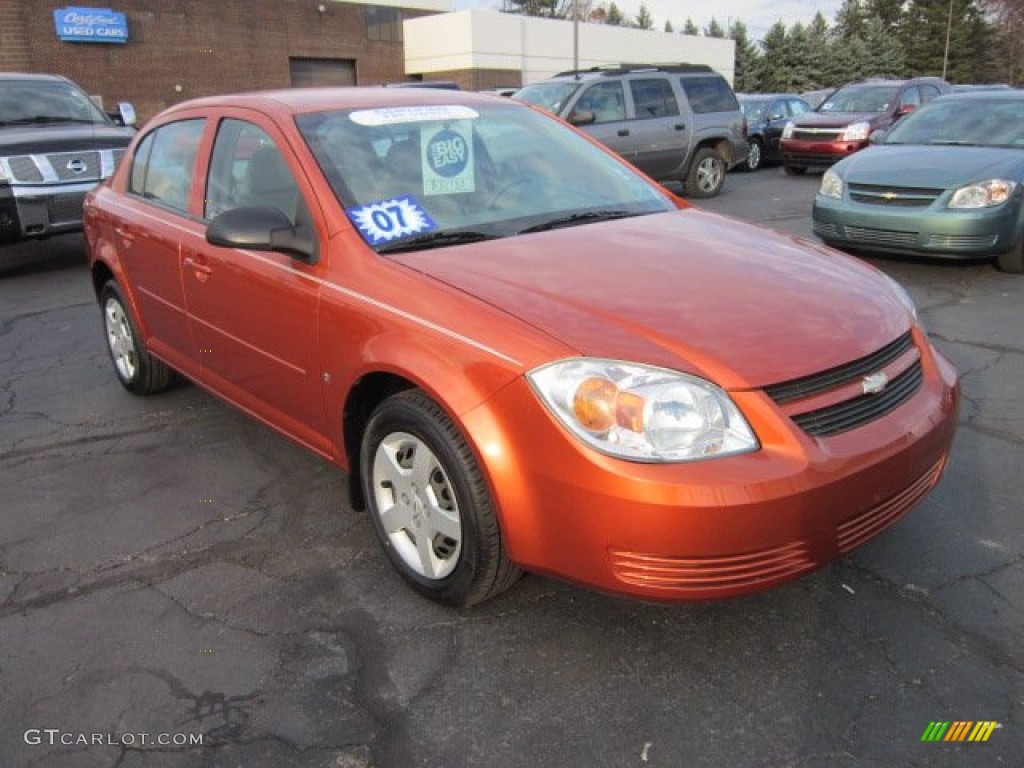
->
xmin=942 ymin=0 xmax=953 ymax=80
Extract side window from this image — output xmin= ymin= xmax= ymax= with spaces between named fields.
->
xmin=575 ymin=81 xmax=626 ymax=124
xmin=900 ymin=86 xmax=922 ymax=109
xmin=789 ymin=99 xmax=810 ymax=116
xmin=769 ymin=100 xmax=789 ymax=119
xmin=136 ymin=119 xmax=205 ymax=213
xmin=629 ymin=79 xmax=679 ymax=119
xmin=680 ymin=76 xmax=739 ymax=114
xmin=128 ymin=132 xmax=155 ymax=195
xmin=919 ymin=84 xmax=941 ymax=103
xmin=205 ymin=119 xmax=306 ymax=227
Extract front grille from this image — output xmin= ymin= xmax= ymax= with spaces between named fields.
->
xmin=610 ymin=542 xmax=815 ymax=593
xmin=791 ymin=361 xmax=923 ymax=437
xmin=845 ymin=225 xmax=918 ymax=247
xmin=8 ymin=156 xmax=44 ymax=182
xmin=765 ymin=332 xmax=914 ymax=404
xmin=46 ymin=192 xmax=87 ymax=224
xmin=837 ymin=457 xmax=946 ymax=552
xmin=793 ymin=128 xmax=843 ymax=141
xmin=848 ymin=183 xmax=943 ymax=207
xmin=812 ymin=221 xmax=839 ymax=239
xmin=926 ymin=233 xmax=998 ymax=250
xmin=47 ymin=150 xmax=101 ymax=181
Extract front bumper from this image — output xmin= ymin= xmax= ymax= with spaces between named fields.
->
xmin=462 ymin=332 xmax=959 ymax=601
xmin=813 ymin=194 xmax=1021 ymax=258
xmin=782 ymin=138 xmax=868 ymax=167
xmin=0 ymin=180 xmax=98 ymax=244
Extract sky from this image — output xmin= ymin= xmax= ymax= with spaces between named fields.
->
xmin=451 ymin=1 xmax=846 ymax=42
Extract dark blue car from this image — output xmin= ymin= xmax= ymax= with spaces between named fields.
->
xmin=738 ymin=94 xmax=811 ymax=171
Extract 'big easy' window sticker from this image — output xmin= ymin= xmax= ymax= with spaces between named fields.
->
xmin=347 ymin=195 xmax=438 ymax=246
xmin=421 ymin=121 xmax=474 ymax=196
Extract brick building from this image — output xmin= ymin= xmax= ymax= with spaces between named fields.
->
xmin=0 ymin=0 xmax=449 ymax=122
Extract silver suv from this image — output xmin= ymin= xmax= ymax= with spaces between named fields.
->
xmin=514 ymin=64 xmax=747 ymax=198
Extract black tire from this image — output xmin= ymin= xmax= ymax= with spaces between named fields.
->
xmin=741 ymin=139 xmax=763 ymax=172
xmin=784 ymin=163 xmax=807 ymax=176
xmin=360 ymin=390 xmax=521 ymax=607
xmin=99 ymin=281 xmax=173 ymax=395
xmin=995 ymin=235 xmax=1024 ymax=274
xmin=683 ymin=147 xmax=726 ymax=198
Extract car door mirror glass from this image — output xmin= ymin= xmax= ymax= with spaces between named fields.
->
xmin=117 ymin=102 xmax=136 ymax=128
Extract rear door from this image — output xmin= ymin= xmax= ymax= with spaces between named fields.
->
xmin=625 ymin=77 xmax=688 ymax=180
xmin=181 ymin=111 xmax=329 ymax=452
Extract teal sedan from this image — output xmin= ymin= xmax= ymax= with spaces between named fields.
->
xmin=812 ymin=91 xmax=1024 ymax=273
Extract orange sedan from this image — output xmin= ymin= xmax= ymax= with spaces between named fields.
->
xmin=83 ymin=88 xmax=959 ymax=606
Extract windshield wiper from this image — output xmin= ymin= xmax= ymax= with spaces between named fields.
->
xmin=3 ymin=116 xmax=98 ymax=126
xmin=377 ymin=230 xmax=499 ymax=254
xmin=928 ymin=140 xmax=981 ymax=146
xmin=516 ymin=209 xmax=640 ymax=235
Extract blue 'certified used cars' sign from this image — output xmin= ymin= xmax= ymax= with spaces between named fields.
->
xmin=53 ymin=7 xmax=128 ymax=43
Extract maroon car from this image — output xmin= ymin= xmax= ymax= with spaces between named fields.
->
xmin=780 ymin=77 xmax=951 ymax=175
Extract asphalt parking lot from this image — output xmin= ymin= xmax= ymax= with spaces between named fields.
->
xmin=1 ymin=167 xmax=1021 ymax=767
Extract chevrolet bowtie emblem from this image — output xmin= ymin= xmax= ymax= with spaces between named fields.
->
xmin=862 ymin=371 xmax=889 ymax=395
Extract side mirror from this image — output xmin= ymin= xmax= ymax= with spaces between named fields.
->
xmin=869 ymin=129 xmax=888 ymax=145
xmin=206 ymin=206 xmax=318 ymax=263
xmin=569 ymin=108 xmax=595 ymax=126
xmin=117 ymin=102 xmax=137 ymax=128
xmin=768 ymin=112 xmax=785 ymax=121
xmin=896 ymin=104 xmax=916 ymax=118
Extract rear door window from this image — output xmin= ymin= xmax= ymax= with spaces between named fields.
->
xmin=629 ymin=78 xmax=680 ymax=119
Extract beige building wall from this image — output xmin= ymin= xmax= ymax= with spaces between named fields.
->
xmin=404 ymin=10 xmax=736 ymax=86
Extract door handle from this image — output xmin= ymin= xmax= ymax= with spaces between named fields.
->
xmin=674 ymin=124 xmax=686 ymax=131
xmin=617 ymin=128 xmax=630 ymax=137
xmin=183 ymin=253 xmax=212 ymax=283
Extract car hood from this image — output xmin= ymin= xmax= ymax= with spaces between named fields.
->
xmin=391 ymin=210 xmax=911 ymax=390
xmin=835 ymin=144 xmax=1024 ymax=187
xmin=795 ymin=111 xmax=880 ymax=128
xmin=0 ymin=123 xmax=134 ymax=155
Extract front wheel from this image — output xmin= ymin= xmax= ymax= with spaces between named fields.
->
xmin=100 ymin=281 xmax=172 ymax=395
xmin=360 ymin=390 xmax=521 ymax=606
xmin=683 ymin=148 xmax=726 ymax=198
xmin=995 ymin=236 xmax=1024 ymax=274
xmin=741 ymin=139 xmax=762 ymax=172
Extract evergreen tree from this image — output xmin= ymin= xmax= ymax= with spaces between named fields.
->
xmin=633 ymin=3 xmax=654 ymax=30
xmin=757 ymin=22 xmax=790 ymax=91
xmin=499 ymin=0 xmax=572 ymax=18
xmin=899 ymin=0 xmax=991 ymax=80
xmin=729 ymin=20 xmax=762 ymax=92
xmin=865 ymin=0 xmax=906 ymax=32
xmin=834 ymin=0 xmax=867 ymax=40
xmin=664 ymin=20 xmax=674 ymax=33
xmin=705 ymin=17 xmax=726 ymax=38
xmin=606 ymin=2 xmax=625 ymax=26
xmin=862 ymin=16 xmax=905 ymax=77
xmin=805 ymin=12 xmax=831 ymax=88
xmin=683 ymin=17 xmax=699 ymax=35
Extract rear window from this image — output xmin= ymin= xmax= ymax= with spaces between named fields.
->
xmin=679 ymin=76 xmax=738 ymax=114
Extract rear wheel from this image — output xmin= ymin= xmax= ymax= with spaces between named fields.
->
xmin=683 ymin=148 xmax=726 ymax=198
xmin=100 ymin=281 xmax=172 ymax=395
xmin=995 ymin=236 xmax=1024 ymax=274
xmin=361 ymin=390 xmax=521 ymax=606
xmin=784 ymin=163 xmax=807 ymax=176
xmin=742 ymin=139 xmax=762 ymax=172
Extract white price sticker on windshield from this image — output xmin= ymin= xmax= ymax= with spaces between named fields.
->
xmin=347 ymin=195 xmax=437 ymax=245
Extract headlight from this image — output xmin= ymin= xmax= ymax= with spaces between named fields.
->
xmin=948 ymin=179 xmax=1016 ymax=209
xmin=527 ymin=359 xmax=758 ymax=463
xmin=781 ymin=121 xmax=794 ymax=140
xmin=819 ymin=168 xmax=844 ymax=199
xmin=841 ymin=122 xmax=871 ymax=141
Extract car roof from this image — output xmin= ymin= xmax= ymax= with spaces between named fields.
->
xmin=158 ymin=86 xmax=512 ymax=119
xmin=737 ymin=93 xmax=801 ymax=100
xmin=0 ymin=72 xmax=71 ymax=83
xmin=933 ymin=90 xmax=1024 ymax=102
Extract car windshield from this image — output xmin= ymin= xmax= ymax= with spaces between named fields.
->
xmin=740 ymin=100 xmax=770 ymax=121
xmin=885 ymin=97 xmax=1024 ymax=147
xmin=0 ymin=80 xmax=110 ymax=126
xmin=295 ymin=102 xmax=673 ymax=252
xmin=818 ymin=84 xmax=898 ymax=114
xmin=512 ymin=81 xmax=581 ymax=115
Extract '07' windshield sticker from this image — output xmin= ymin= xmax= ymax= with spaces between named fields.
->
xmin=347 ymin=195 xmax=438 ymax=246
